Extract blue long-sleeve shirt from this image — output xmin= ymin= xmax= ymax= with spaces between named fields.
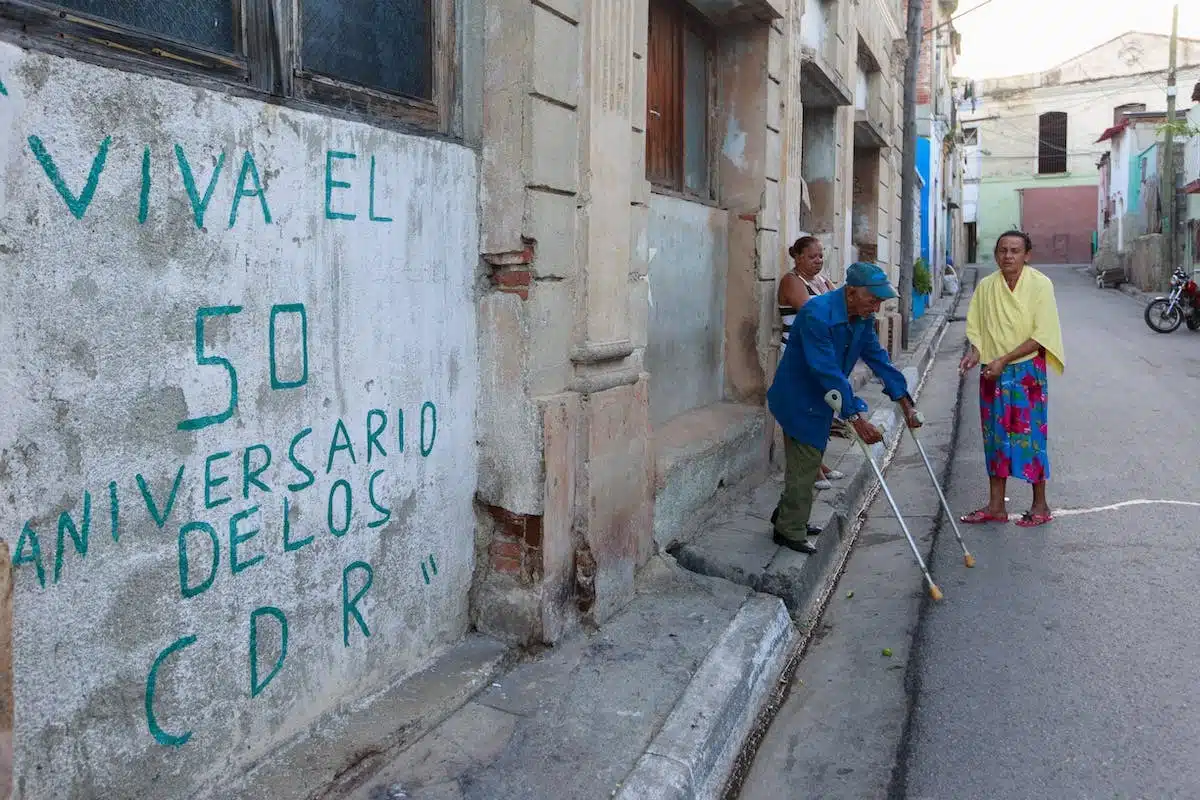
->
xmin=767 ymin=287 xmax=911 ymax=450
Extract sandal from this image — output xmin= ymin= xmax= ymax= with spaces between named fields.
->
xmin=1015 ymin=512 xmax=1054 ymax=528
xmin=960 ymin=508 xmax=1009 ymax=524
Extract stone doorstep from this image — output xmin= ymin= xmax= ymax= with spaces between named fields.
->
xmin=651 ymin=403 xmax=770 ymax=552
xmin=669 ymin=294 xmax=958 ymax=614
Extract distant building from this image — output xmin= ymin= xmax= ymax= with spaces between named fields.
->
xmin=960 ymin=32 xmax=1200 ymax=264
xmin=912 ymin=0 xmax=964 ymax=281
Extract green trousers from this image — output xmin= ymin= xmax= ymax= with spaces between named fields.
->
xmin=776 ymin=435 xmax=825 ymax=540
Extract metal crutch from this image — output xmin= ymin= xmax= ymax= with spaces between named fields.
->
xmin=900 ymin=405 xmax=976 ymax=568
xmin=825 ymin=390 xmax=943 ymax=601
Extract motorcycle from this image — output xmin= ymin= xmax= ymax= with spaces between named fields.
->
xmin=1144 ymin=268 xmax=1200 ymax=334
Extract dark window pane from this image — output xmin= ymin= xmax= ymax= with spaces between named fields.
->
xmin=301 ymin=0 xmax=433 ymax=101
xmin=47 ymin=0 xmax=235 ymax=53
xmin=1038 ymin=111 xmax=1067 ymax=175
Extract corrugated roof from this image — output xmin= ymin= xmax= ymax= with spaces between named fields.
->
xmin=1096 ymin=119 xmax=1130 ymax=143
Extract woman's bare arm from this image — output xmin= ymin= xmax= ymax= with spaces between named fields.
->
xmin=779 ymin=272 xmax=811 ymax=308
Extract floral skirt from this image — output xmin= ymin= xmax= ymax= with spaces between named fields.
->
xmin=980 ymin=354 xmax=1050 ymax=483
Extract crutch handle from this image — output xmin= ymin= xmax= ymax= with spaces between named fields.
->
xmin=824 ymin=389 xmax=842 ymax=414
xmin=895 ymin=400 xmax=925 ymax=426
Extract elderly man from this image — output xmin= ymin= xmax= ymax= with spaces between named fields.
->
xmin=767 ymin=262 xmax=922 ymax=554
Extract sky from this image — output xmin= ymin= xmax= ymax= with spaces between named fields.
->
xmin=952 ymin=0 xmax=1200 ymax=79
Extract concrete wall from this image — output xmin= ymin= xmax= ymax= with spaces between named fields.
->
xmin=1129 ymin=233 xmax=1167 ymax=291
xmin=0 ymin=44 xmax=479 ymax=799
xmin=646 ymin=195 xmax=729 ymax=426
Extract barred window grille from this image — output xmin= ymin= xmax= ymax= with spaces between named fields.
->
xmin=1038 ymin=111 xmax=1068 ymax=175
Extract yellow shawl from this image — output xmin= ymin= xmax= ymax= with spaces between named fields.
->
xmin=966 ymin=267 xmax=1065 ymax=374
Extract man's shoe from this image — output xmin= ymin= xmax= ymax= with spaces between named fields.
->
xmin=770 ymin=508 xmax=821 ymax=538
xmin=773 ymin=531 xmax=817 ymax=554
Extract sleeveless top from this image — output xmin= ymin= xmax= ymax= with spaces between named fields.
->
xmin=780 ymin=273 xmax=833 ymax=354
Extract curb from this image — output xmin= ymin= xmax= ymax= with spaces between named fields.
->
xmin=1118 ymin=282 xmax=1154 ymax=306
xmin=614 ymin=595 xmax=796 ymax=800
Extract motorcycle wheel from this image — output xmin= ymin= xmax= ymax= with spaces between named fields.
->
xmin=1187 ymin=313 xmax=1200 ymax=331
xmin=1146 ymin=298 xmax=1184 ymax=333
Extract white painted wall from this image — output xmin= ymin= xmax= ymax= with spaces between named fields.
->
xmin=1186 ymin=104 xmax=1200 ymax=185
xmin=963 ymin=182 xmax=979 ymax=224
xmin=801 ymin=0 xmax=827 ymax=53
xmin=0 ymin=44 xmax=479 ymax=800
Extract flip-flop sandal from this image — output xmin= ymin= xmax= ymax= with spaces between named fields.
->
xmin=1015 ymin=512 xmax=1054 ymax=528
xmin=960 ymin=508 xmax=1009 ymax=524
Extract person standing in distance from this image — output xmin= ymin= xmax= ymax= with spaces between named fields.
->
xmin=767 ymin=262 xmax=922 ymax=554
xmin=959 ymin=230 xmax=1065 ymax=528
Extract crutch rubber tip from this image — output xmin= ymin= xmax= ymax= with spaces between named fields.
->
xmin=929 ymin=584 xmax=944 ymax=602
xmin=964 ymin=553 xmax=976 ymax=568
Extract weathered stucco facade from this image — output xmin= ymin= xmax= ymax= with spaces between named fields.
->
xmin=0 ymin=0 xmax=910 ymax=794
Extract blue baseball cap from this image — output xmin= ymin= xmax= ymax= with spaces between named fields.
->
xmin=845 ymin=262 xmax=897 ymax=300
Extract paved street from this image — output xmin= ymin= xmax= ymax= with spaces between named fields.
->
xmin=903 ymin=264 xmax=1200 ymax=799
xmin=739 ymin=264 xmax=1200 ymax=799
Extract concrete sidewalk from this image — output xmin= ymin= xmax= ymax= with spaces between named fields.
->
xmin=307 ymin=286 xmax=967 ymax=800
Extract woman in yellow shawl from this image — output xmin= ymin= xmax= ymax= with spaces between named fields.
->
xmin=959 ymin=231 xmax=1066 ymax=528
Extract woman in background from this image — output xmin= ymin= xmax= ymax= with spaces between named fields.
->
xmin=779 ymin=236 xmax=843 ymax=490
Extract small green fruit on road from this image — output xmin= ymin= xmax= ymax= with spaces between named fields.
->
xmin=881 ymin=648 xmax=893 ymax=657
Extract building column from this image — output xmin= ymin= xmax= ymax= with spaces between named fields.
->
xmin=472 ymin=0 xmax=652 ymax=646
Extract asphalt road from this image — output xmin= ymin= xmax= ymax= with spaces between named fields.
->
xmin=902 ymin=265 xmax=1200 ymax=799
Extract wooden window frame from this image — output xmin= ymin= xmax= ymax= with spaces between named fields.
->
xmin=1037 ymin=111 xmax=1068 ymax=175
xmin=0 ymin=0 xmax=457 ymax=136
xmin=646 ymin=0 xmax=715 ymax=202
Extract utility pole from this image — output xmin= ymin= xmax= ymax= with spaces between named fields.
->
xmin=899 ymin=0 xmax=924 ymax=349
xmin=1163 ymin=3 xmax=1179 ymax=277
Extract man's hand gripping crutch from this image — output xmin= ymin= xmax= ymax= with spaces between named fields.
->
xmin=824 ymin=389 xmax=945 ymax=602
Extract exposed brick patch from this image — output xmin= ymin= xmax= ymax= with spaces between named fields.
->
xmin=574 ymin=543 xmax=597 ymax=616
xmin=484 ymin=237 xmax=537 ymax=301
xmin=483 ymin=504 xmax=544 ymax=584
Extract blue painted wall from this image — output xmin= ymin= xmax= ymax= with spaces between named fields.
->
xmin=917 ymin=136 xmax=932 ymax=265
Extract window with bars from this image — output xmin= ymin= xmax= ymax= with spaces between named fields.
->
xmin=0 ymin=0 xmax=451 ymax=132
xmin=646 ymin=0 xmax=713 ymax=199
xmin=1038 ymin=111 xmax=1068 ymax=175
